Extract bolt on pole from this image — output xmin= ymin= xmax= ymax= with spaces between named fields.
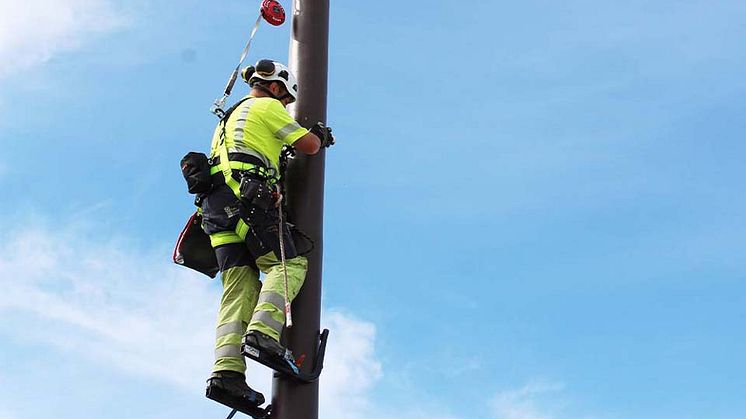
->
xmin=271 ymin=1 xmax=329 ymax=418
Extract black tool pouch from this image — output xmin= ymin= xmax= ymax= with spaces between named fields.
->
xmin=180 ymin=152 xmax=213 ymax=194
xmin=173 ymin=212 xmax=219 ymax=278
xmin=239 ymin=174 xmax=274 ymax=211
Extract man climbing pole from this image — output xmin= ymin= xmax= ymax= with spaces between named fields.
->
xmin=199 ymin=59 xmax=334 ymax=413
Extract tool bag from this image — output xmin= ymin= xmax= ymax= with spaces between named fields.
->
xmin=180 ymin=152 xmax=213 ymax=194
xmin=174 ymin=99 xmax=254 ymax=278
xmin=173 ymin=211 xmax=220 ymax=278
xmin=175 ymin=153 xmax=219 ymax=278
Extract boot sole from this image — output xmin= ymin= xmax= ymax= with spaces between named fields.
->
xmin=206 ymin=382 xmax=271 ymax=419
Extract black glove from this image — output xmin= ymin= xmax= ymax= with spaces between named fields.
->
xmin=310 ymin=122 xmax=335 ymax=148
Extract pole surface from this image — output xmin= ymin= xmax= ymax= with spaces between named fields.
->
xmin=272 ymin=1 xmax=329 ymax=418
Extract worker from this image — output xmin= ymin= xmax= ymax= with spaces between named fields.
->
xmin=201 ymin=59 xmax=334 ymax=409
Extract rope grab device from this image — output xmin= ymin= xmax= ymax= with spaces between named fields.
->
xmin=210 ymin=0 xmax=287 ymax=118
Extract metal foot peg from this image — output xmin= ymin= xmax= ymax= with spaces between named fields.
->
xmin=242 ymin=329 xmax=330 ymax=383
xmin=206 ymin=379 xmax=271 ymax=419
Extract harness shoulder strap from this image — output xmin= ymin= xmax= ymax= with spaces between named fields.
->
xmin=217 ymin=97 xmax=255 ymax=197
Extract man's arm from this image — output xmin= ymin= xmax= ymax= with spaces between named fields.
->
xmin=262 ymin=99 xmax=321 ymax=155
xmin=295 ymin=122 xmax=335 ymax=154
xmin=293 ymin=132 xmax=321 ymax=155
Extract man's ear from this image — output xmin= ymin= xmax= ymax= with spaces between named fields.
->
xmin=270 ymin=81 xmax=282 ymax=95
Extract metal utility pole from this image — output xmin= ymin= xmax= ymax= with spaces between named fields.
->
xmin=272 ymin=1 xmax=329 ymax=418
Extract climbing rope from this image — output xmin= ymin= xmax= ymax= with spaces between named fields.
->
xmin=276 ymin=188 xmax=293 ymax=328
xmin=210 ymin=13 xmax=262 ymax=118
xmin=210 ymin=0 xmax=286 ymax=118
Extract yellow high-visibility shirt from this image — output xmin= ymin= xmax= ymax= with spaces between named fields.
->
xmin=210 ymin=95 xmax=308 ymax=170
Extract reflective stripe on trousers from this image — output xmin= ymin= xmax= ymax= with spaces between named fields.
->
xmin=247 ymin=252 xmax=308 ymax=341
xmin=211 ymin=241 xmax=308 ymax=373
xmin=213 ymin=265 xmax=261 ymax=374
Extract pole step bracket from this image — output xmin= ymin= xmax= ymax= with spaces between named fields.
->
xmin=206 ymin=382 xmax=272 ymax=419
xmin=242 ymin=329 xmax=330 ymax=383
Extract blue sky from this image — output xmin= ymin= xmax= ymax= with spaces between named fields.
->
xmin=1 ymin=1 xmax=745 ymax=418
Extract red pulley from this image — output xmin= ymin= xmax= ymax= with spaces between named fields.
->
xmin=261 ymin=0 xmax=286 ymax=26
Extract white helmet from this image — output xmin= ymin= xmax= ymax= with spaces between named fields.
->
xmin=242 ymin=59 xmax=298 ymax=102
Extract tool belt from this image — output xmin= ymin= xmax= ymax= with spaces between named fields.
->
xmin=180 ymin=150 xmax=278 ymax=191
xmin=207 ymin=153 xmax=277 ymax=211
xmin=210 ymin=153 xmax=278 ymax=186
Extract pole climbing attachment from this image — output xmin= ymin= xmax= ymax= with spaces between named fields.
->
xmin=210 ymin=13 xmax=262 ymax=118
xmin=242 ymin=329 xmax=330 ymax=383
xmin=261 ymin=0 xmax=286 ymax=26
xmin=210 ymin=1 xmax=287 ymax=117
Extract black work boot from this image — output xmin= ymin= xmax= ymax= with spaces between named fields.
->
xmin=244 ymin=330 xmax=289 ymax=359
xmin=244 ymin=330 xmax=302 ymax=376
xmin=206 ymin=370 xmax=265 ymax=408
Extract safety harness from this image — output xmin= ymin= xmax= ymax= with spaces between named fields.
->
xmin=213 ymin=97 xmax=278 ymax=200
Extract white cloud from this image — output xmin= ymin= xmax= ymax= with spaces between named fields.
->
xmin=0 ymin=0 xmax=127 ymax=79
xmin=490 ymin=381 xmax=565 ymax=419
xmin=0 ymin=224 xmax=216 ymax=390
xmin=0 ymin=218 xmax=382 ymax=417
xmin=320 ymin=310 xmax=383 ymax=419
xmin=0 ymin=218 xmax=592 ymax=419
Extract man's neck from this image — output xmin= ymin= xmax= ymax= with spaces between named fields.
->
xmin=250 ymin=88 xmax=271 ymax=98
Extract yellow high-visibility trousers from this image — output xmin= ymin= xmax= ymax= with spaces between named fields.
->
xmin=213 ymin=247 xmax=307 ymax=374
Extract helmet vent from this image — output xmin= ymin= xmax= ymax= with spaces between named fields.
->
xmin=278 ymin=70 xmax=289 ymax=81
